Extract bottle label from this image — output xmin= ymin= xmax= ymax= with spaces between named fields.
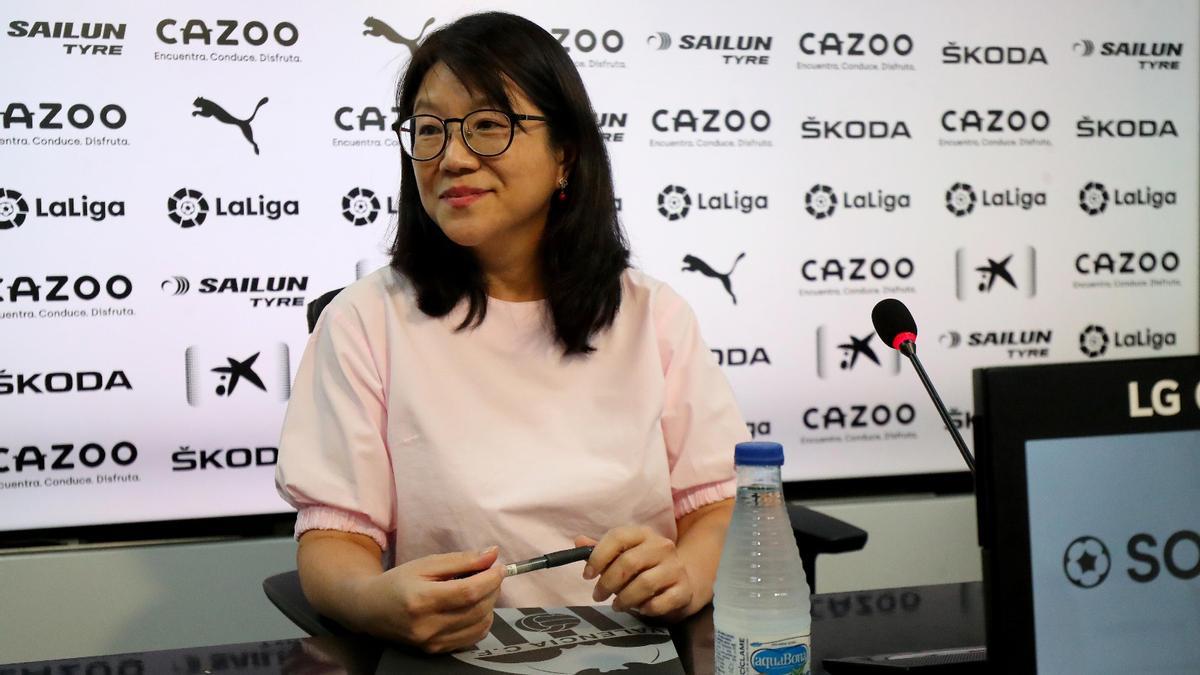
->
xmin=715 ymin=629 xmax=811 ymax=675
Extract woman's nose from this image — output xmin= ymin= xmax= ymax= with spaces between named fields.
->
xmin=439 ymin=124 xmax=478 ymax=171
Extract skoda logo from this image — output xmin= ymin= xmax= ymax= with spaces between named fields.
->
xmin=1063 ymin=535 xmax=1111 ymax=588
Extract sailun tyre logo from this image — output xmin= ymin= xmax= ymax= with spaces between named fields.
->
xmin=0 ymin=188 xmax=30 ymax=229
xmin=945 ymin=182 xmax=977 ymax=216
xmin=1074 ymin=39 xmax=1096 ymax=56
xmin=162 ymin=276 xmax=191 ymax=295
xmin=805 ymin=184 xmax=836 ymax=219
xmin=1063 ymin=536 xmax=1111 ymax=589
xmin=342 ymin=187 xmax=380 ymax=226
xmin=1079 ymin=324 xmax=1109 ymax=357
xmin=168 ymin=187 xmax=209 ymax=228
xmin=647 ymin=32 xmax=671 ymax=50
xmin=514 ymin=613 xmax=581 ymax=632
xmin=1079 ymin=182 xmax=1109 ymax=215
xmin=657 ymin=184 xmax=690 ymax=220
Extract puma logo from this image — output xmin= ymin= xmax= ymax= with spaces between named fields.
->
xmin=363 ymin=16 xmax=435 ymax=55
xmin=192 ymin=96 xmax=269 ymax=155
xmin=682 ymin=252 xmax=746 ymax=305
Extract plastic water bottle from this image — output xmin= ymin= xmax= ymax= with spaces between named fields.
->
xmin=714 ymin=441 xmax=811 ymax=675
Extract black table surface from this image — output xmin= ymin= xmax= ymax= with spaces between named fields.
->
xmin=1 ymin=582 xmax=984 ymax=675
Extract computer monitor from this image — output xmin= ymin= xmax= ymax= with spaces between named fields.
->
xmin=972 ymin=355 xmax=1200 ymax=673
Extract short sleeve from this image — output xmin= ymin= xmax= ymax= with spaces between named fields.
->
xmin=275 ymin=297 xmax=396 ymax=551
xmin=654 ymin=285 xmax=749 ymax=520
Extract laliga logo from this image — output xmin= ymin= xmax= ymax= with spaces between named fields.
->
xmin=0 ymin=188 xmax=29 ymax=229
xmin=945 ymin=183 xmax=976 ymax=216
xmin=168 ymin=188 xmax=209 ymax=228
xmin=805 ymin=184 xmax=836 ymax=219
xmin=657 ymin=185 xmax=690 ymax=220
xmin=342 ymin=187 xmax=380 ymax=226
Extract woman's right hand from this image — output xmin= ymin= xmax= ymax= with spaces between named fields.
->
xmin=358 ymin=545 xmax=504 ymax=653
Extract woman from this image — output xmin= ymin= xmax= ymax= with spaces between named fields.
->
xmin=275 ymin=12 xmax=748 ymax=654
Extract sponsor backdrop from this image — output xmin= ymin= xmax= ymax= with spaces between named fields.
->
xmin=1 ymin=0 xmax=1197 ymax=533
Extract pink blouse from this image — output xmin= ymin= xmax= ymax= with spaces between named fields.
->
xmin=275 ymin=267 xmax=747 ymax=607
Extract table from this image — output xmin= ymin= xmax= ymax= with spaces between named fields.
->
xmin=0 ymin=582 xmax=985 ymax=674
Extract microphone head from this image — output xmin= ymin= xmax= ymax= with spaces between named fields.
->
xmin=872 ymin=298 xmax=918 ymax=350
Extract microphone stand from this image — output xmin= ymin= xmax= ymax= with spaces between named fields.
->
xmin=899 ymin=341 xmax=976 ymax=474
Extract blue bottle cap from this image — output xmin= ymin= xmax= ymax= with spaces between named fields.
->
xmin=734 ymin=441 xmax=784 ymax=466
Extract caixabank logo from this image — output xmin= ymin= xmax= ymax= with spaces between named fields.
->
xmin=0 ymin=274 xmax=135 ymax=321
xmin=1 ymin=102 xmax=130 ymax=148
xmin=954 ymin=247 xmax=1036 ymax=300
xmin=944 ymin=182 xmax=1046 ymax=216
xmin=656 ymin=185 xmax=767 ymax=220
xmin=154 ymin=17 xmax=300 ymax=64
xmin=649 ymin=108 xmax=772 ymax=149
xmin=797 ymin=32 xmax=915 ymax=72
xmin=1078 ymin=324 xmax=1177 ymax=359
xmin=1072 ymin=250 xmax=1182 ymax=291
xmin=166 ymin=187 xmax=299 ymax=228
xmin=939 ymin=109 xmax=1051 ymax=148
xmin=647 ymin=31 xmax=771 ymax=66
xmin=804 ymin=184 xmax=910 ymax=220
xmin=0 ymin=187 xmax=124 ymax=230
xmin=161 ymin=275 xmax=308 ymax=308
xmin=1063 ymin=530 xmax=1200 ymax=589
xmin=6 ymin=20 xmax=126 ymax=56
xmin=1078 ymin=181 xmax=1176 ymax=215
xmin=1073 ymin=39 xmax=1183 ymax=71
xmin=184 ymin=344 xmax=291 ymax=407
xmin=815 ymin=325 xmax=901 ymax=379
xmin=939 ymin=328 xmax=1052 ymax=359
xmin=799 ymin=256 xmax=917 ymax=296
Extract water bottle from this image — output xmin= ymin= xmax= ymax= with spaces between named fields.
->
xmin=714 ymin=441 xmax=811 ymax=675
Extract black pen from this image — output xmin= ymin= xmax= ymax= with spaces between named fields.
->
xmin=503 ymin=546 xmax=594 ymax=577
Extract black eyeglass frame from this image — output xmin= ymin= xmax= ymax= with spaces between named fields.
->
xmin=392 ymin=109 xmax=549 ymax=161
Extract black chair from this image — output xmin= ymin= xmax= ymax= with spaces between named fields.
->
xmin=265 ymin=289 xmax=869 ymax=636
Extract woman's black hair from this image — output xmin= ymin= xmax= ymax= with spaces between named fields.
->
xmin=389 ymin=12 xmax=629 ymax=355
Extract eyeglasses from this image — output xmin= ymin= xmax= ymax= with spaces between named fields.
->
xmin=393 ymin=109 xmax=549 ymax=161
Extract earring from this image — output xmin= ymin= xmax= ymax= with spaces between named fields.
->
xmin=556 ymin=177 xmax=568 ymax=202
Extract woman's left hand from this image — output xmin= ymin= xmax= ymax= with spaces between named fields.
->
xmin=574 ymin=528 xmax=696 ymax=621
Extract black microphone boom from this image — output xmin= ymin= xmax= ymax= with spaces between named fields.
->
xmin=871 ymin=298 xmax=976 ymax=474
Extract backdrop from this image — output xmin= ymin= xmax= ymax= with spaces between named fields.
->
xmin=1 ymin=0 xmax=1197 ymax=533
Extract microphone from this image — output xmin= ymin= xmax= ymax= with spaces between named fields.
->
xmin=871 ymin=299 xmax=975 ymax=474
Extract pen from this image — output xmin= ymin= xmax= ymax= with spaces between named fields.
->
xmin=503 ymin=546 xmax=594 ymax=577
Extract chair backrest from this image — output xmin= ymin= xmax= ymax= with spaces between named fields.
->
xmin=306 ymin=288 xmax=344 ymax=333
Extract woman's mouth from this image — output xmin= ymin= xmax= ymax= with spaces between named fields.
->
xmin=440 ymin=186 xmax=490 ymax=208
